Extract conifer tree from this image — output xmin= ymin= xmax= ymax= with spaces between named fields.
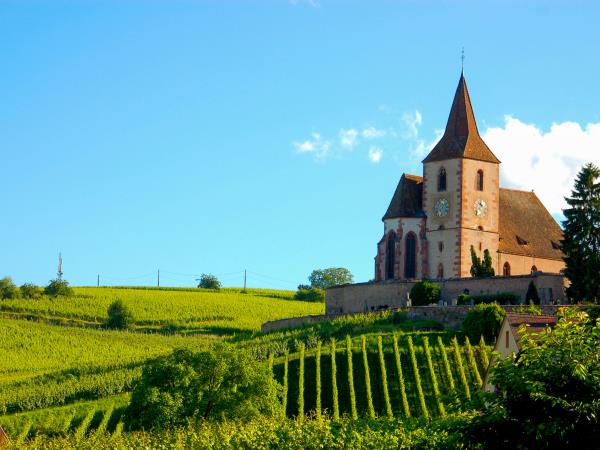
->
xmin=562 ymin=163 xmax=600 ymax=303
xmin=470 ymin=246 xmax=495 ymax=277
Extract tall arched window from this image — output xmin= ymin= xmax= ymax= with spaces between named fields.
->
xmin=503 ymin=262 xmax=511 ymax=277
xmin=438 ymin=168 xmax=447 ymax=192
xmin=404 ymin=233 xmax=416 ymax=279
xmin=476 ymin=170 xmax=484 ymax=191
xmin=385 ymin=231 xmax=396 ymax=280
xmin=437 ymin=263 xmax=444 ymax=279
xmin=531 ymin=265 xmax=538 ymax=274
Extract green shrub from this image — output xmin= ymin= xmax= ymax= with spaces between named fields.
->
xmin=20 ymin=283 xmax=43 ymax=299
xmin=197 ymin=274 xmax=221 ymax=290
xmin=471 ymin=292 xmax=518 ymax=305
xmin=410 ymin=281 xmax=441 ymax=306
xmin=456 ymin=293 xmax=471 ymax=305
xmin=294 ymin=287 xmax=325 ymax=302
xmin=0 ymin=276 xmax=21 ymax=299
xmin=391 ymin=310 xmax=408 ymax=323
xmin=513 ymin=302 xmax=542 ymax=315
xmin=106 ymin=300 xmax=135 ymax=330
xmin=525 ymin=280 xmax=541 ymax=305
xmin=461 ymin=303 xmax=506 ymax=343
xmin=44 ymin=279 xmax=73 ymax=297
xmin=124 ymin=345 xmax=282 ymax=430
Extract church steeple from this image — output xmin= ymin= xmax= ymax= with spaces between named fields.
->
xmin=423 ymin=74 xmax=500 ymax=163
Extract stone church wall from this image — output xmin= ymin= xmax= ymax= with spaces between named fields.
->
xmin=326 ymin=273 xmax=566 ymax=315
xmin=497 ymin=253 xmax=564 ymax=276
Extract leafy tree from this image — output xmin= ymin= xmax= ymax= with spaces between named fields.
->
xmin=525 ymin=280 xmax=540 ymax=305
xmin=295 ymin=287 xmax=325 ymax=302
xmin=461 ymin=303 xmax=505 ymax=344
xmin=462 ymin=308 xmax=600 ymax=448
xmin=409 ymin=280 xmax=441 ymax=306
xmin=308 ymin=268 xmax=353 ymax=290
xmin=0 ymin=277 xmax=20 ymax=299
xmin=106 ymin=300 xmax=135 ymax=329
xmin=124 ymin=345 xmax=282 ymax=430
xmin=470 ymin=246 xmax=495 ymax=277
xmin=562 ymin=163 xmax=600 ymax=303
xmin=197 ymin=274 xmax=221 ymax=290
xmin=44 ymin=278 xmax=73 ymax=297
xmin=20 ymin=283 xmax=43 ymax=299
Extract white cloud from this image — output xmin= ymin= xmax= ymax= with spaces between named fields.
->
xmin=482 ymin=117 xmax=600 ymax=214
xmin=293 ymin=132 xmax=332 ymax=161
xmin=368 ymin=146 xmax=383 ymax=163
xmin=339 ymin=128 xmax=359 ymax=149
xmin=362 ymin=126 xmax=386 ymax=139
xmin=401 ymin=110 xmax=423 ymax=139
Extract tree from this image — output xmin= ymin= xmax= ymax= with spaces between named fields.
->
xmin=124 ymin=345 xmax=282 ymax=430
xmin=470 ymin=246 xmax=495 ymax=277
xmin=462 ymin=308 xmax=600 ymax=448
xmin=410 ymin=280 xmax=441 ymax=306
xmin=295 ymin=287 xmax=325 ymax=302
xmin=197 ymin=274 xmax=221 ymax=290
xmin=461 ymin=303 xmax=505 ymax=344
xmin=525 ymin=280 xmax=540 ymax=305
xmin=562 ymin=163 xmax=600 ymax=303
xmin=308 ymin=268 xmax=353 ymax=290
xmin=44 ymin=279 xmax=73 ymax=297
xmin=20 ymin=283 xmax=43 ymax=299
xmin=106 ymin=300 xmax=135 ymax=329
xmin=0 ymin=277 xmax=20 ymax=299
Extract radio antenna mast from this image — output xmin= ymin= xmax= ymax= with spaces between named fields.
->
xmin=57 ymin=252 xmax=63 ymax=280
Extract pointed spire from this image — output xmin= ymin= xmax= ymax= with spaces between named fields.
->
xmin=423 ymin=74 xmax=500 ymax=163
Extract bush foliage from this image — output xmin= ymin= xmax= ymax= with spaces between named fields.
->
xmin=44 ymin=279 xmax=74 ymax=297
xmin=106 ymin=300 xmax=135 ymax=330
xmin=0 ymin=276 xmax=21 ymax=299
xmin=461 ymin=303 xmax=506 ymax=344
xmin=197 ymin=274 xmax=221 ymax=290
xmin=410 ymin=280 xmax=441 ymax=306
xmin=295 ymin=287 xmax=325 ymax=302
xmin=124 ymin=345 xmax=282 ymax=430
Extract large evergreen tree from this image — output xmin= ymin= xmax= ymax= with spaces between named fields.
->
xmin=561 ymin=163 xmax=600 ymax=303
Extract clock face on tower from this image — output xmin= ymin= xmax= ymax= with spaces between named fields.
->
xmin=474 ymin=199 xmax=487 ymax=217
xmin=435 ymin=198 xmax=449 ymax=217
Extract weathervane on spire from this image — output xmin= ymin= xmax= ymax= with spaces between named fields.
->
xmin=57 ymin=252 xmax=63 ymax=280
xmin=461 ymin=47 xmax=465 ymax=73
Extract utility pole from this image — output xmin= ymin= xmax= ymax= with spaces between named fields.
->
xmin=157 ymin=269 xmax=160 ymax=287
xmin=244 ymin=269 xmax=247 ymax=290
xmin=97 ymin=274 xmax=100 ymax=287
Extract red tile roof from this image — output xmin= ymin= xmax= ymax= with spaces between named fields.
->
xmin=423 ymin=74 xmax=500 ymax=164
xmin=383 ymin=173 xmax=424 ymax=220
xmin=499 ymin=188 xmax=564 ymax=260
xmin=506 ymin=313 xmax=558 ymax=349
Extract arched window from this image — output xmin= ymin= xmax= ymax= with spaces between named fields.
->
xmin=437 ymin=263 xmax=444 ymax=279
xmin=476 ymin=170 xmax=484 ymax=191
xmin=438 ymin=168 xmax=447 ymax=192
xmin=531 ymin=265 xmax=538 ymax=274
xmin=438 ymin=241 xmax=444 ymax=252
xmin=404 ymin=233 xmax=417 ymax=279
xmin=503 ymin=262 xmax=511 ymax=277
xmin=385 ymin=231 xmax=396 ymax=280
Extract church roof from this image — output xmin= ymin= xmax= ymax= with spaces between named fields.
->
xmin=383 ymin=173 xmax=423 ymax=220
xmin=499 ymin=188 xmax=564 ymax=260
xmin=423 ymin=74 xmax=500 ymax=164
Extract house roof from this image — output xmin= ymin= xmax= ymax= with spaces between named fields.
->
xmin=499 ymin=188 xmax=564 ymax=260
xmin=423 ymin=74 xmax=500 ymax=164
xmin=505 ymin=313 xmax=558 ymax=350
xmin=383 ymin=173 xmax=424 ymax=220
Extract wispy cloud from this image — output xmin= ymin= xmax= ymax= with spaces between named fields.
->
xmin=293 ymin=132 xmax=332 ymax=161
xmin=339 ymin=128 xmax=359 ymax=149
xmin=362 ymin=126 xmax=386 ymax=139
xmin=483 ymin=117 xmax=600 ymax=214
xmin=401 ymin=110 xmax=423 ymax=139
xmin=368 ymin=146 xmax=383 ymax=163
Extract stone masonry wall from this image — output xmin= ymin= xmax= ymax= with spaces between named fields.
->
xmin=326 ymin=273 xmax=566 ymax=315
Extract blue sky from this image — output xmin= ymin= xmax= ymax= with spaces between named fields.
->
xmin=2 ymin=1 xmax=600 ymax=289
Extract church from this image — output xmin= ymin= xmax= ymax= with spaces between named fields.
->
xmin=374 ymin=74 xmax=565 ymax=282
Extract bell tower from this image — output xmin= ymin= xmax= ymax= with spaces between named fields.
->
xmin=422 ymin=74 xmax=500 ymax=278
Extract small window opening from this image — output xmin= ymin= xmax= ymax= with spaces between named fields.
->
xmin=476 ymin=170 xmax=484 ymax=191
xmin=438 ymin=242 xmax=444 ymax=252
xmin=531 ymin=265 xmax=538 ymax=274
xmin=505 ymin=330 xmax=509 ymax=349
xmin=438 ymin=168 xmax=447 ymax=192
xmin=516 ymin=235 xmax=528 ymax=246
